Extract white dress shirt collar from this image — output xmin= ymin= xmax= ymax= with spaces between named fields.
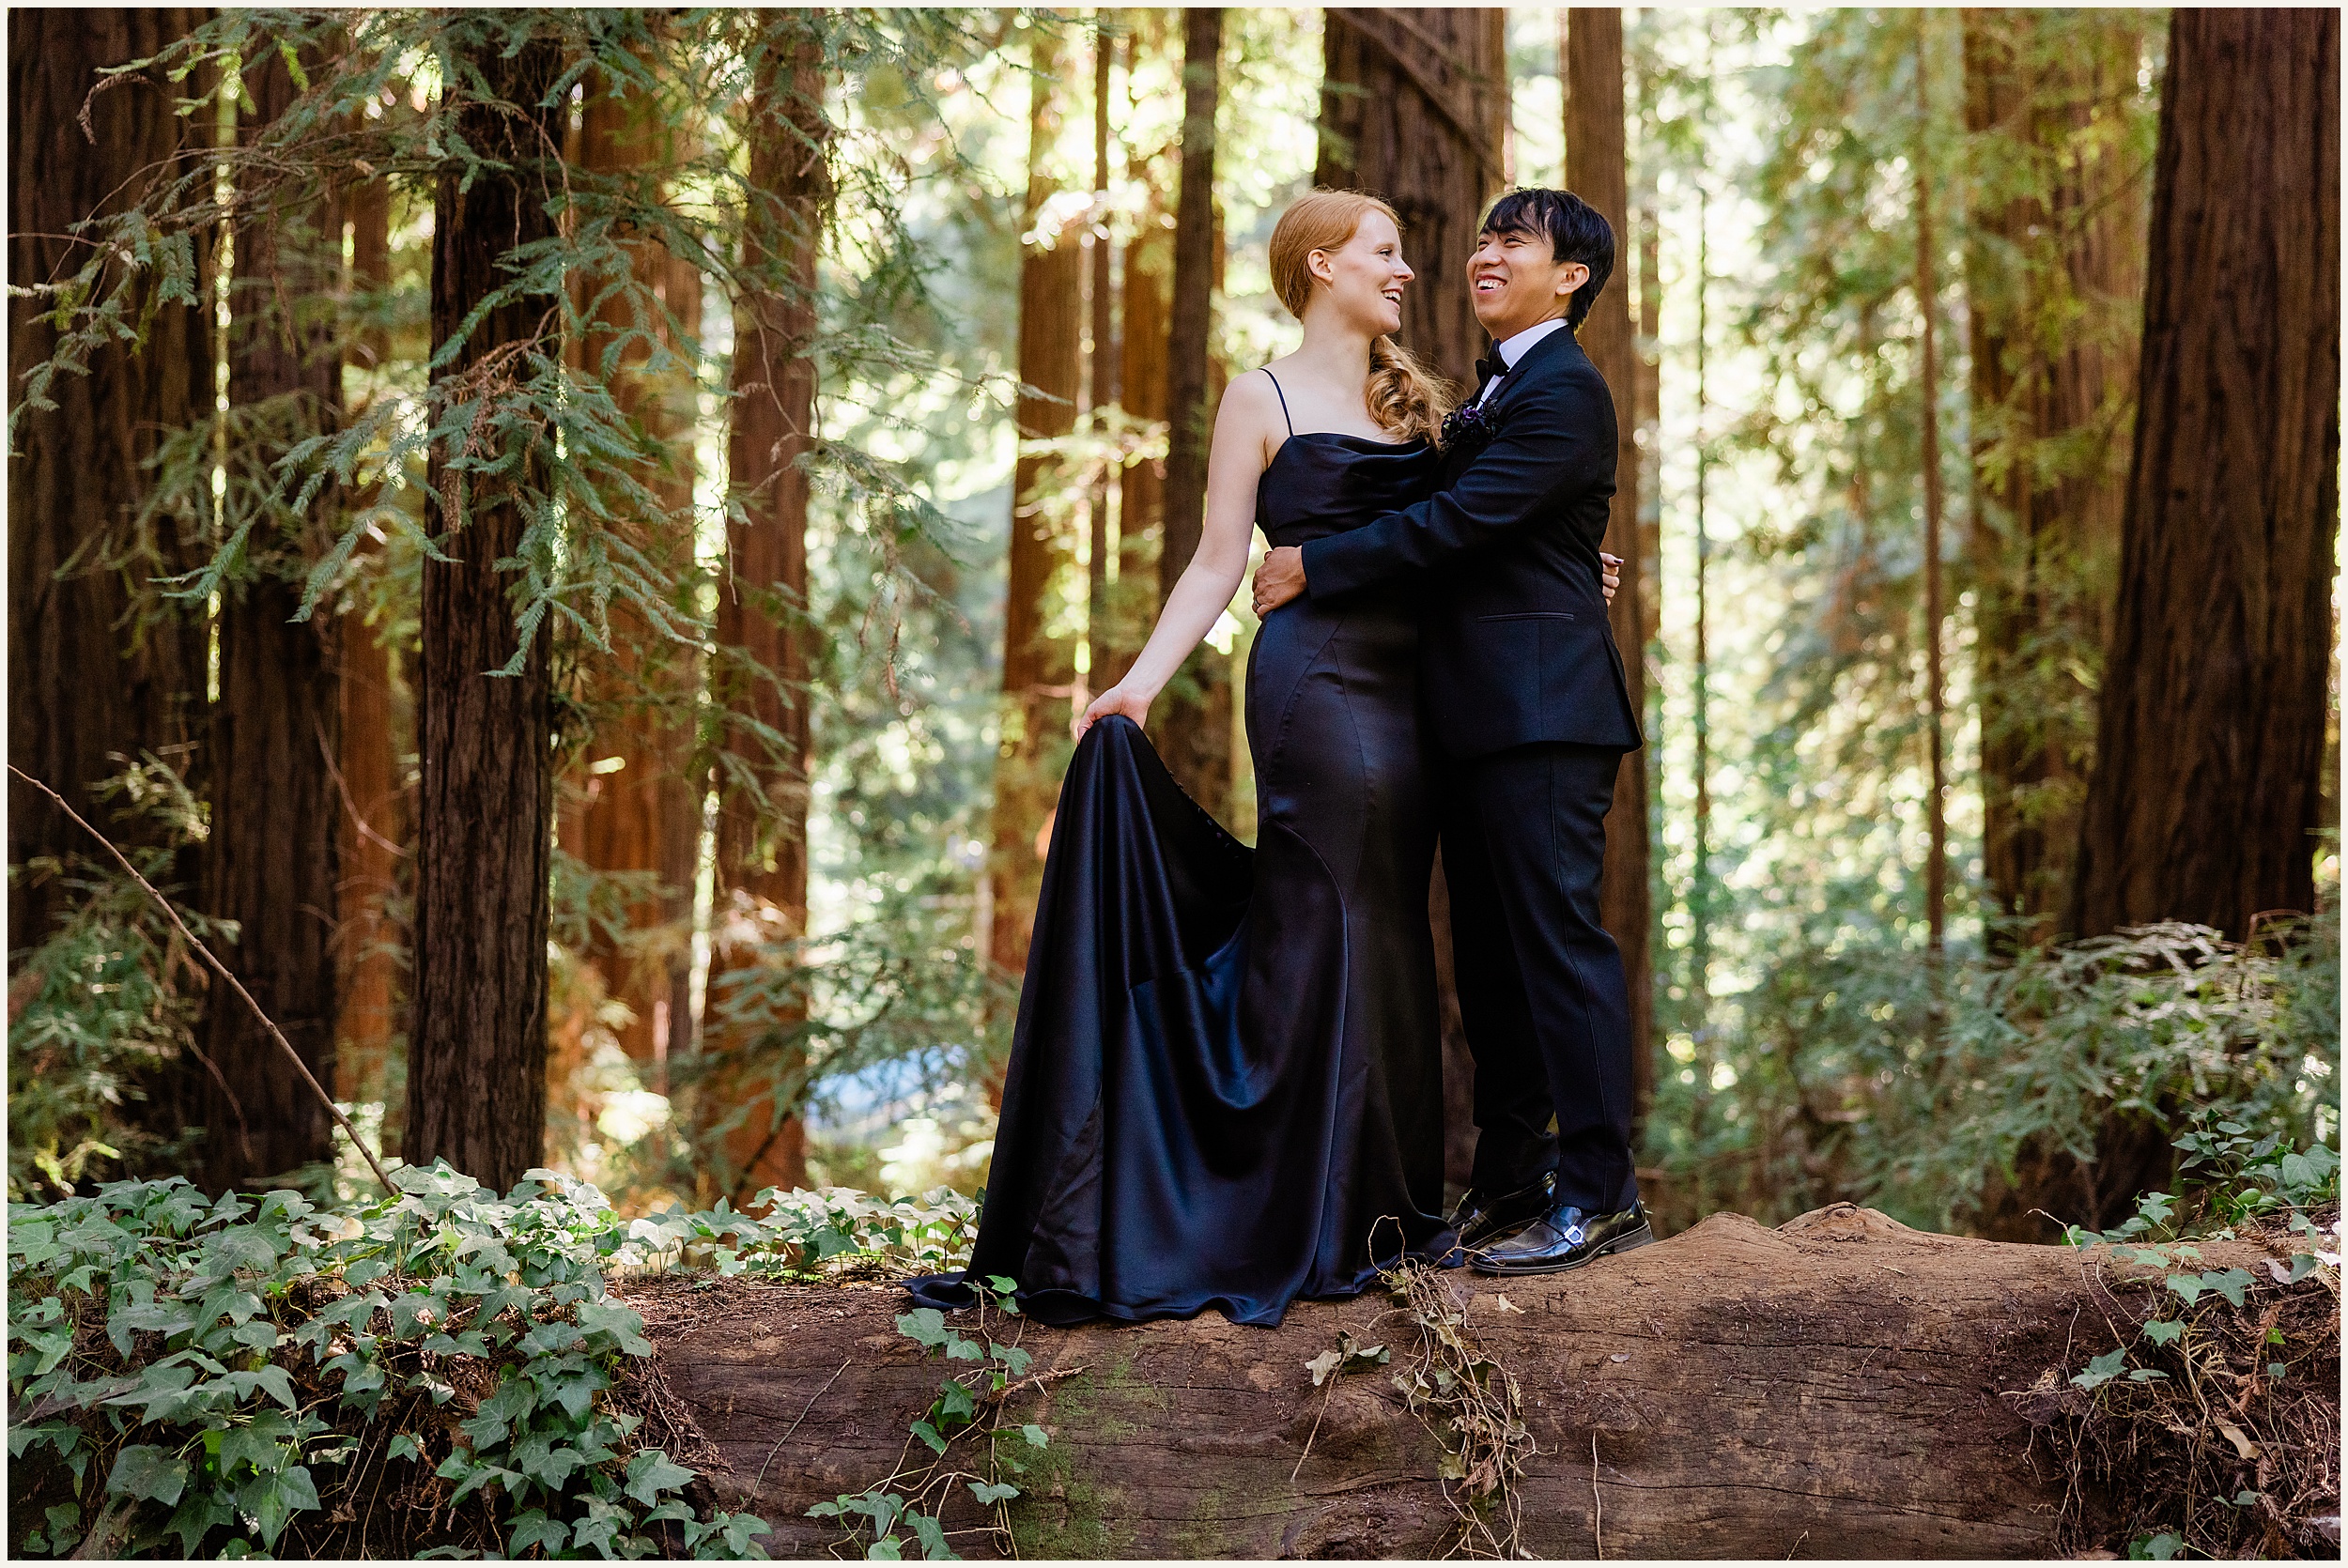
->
xmin=1475 ymin=316 xmax=1571 ymax=404
xmin=1495 ymin=315 xmax=1570 ymax=369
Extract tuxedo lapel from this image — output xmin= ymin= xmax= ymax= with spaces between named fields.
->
xmin=1492 ymin=324 xmax=1581 ymax=403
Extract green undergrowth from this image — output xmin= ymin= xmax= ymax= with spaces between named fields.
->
xmin=806 ymin=1280 xmax=1049 ymax=1560
xmin=2037 ymin=1124 xmax=2341 ymax=1559
xmin=6 ymin=1165 xmax=979 ymax=1559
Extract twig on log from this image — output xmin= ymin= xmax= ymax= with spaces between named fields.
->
xmin=752 ymin=1359 xmax=850 ymax=1496
xmin=1290 ymin=1372 xmax=1339 ymax=1484
xmin=1592 ymin=1431 xmax=1603 ymax=1559
xmin=10 ymin=763 xmax=394 ymax=1193
xmin=981 ymin=1363 xmax=1089 ymax=1408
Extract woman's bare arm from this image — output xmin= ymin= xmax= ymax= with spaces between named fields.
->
xmin=1075 ymin=373 xmax=1283 ymax=740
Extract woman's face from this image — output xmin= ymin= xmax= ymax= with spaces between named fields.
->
xmin=1309 ymin=210 xmax=1413 ymax=335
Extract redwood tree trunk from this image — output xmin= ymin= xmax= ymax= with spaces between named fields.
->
xmin=406 ymin=34 xmax=566 ymax=1192
xmin=7 ymin=8 xmax=212 ymax=949
xmin=984 ymin=31 xmax=1084 ymax=990
xmin=564 ymin=64 xmax=705 ymax=1075
xmin=1963 ymin=9 xmax=2154 ymax=944
xmin=1316 ymin=6 xmax=1507 ymax=1189
xmin=198 ymin=47 xmax=345 ymax=1191
xmin=333 ymin=175 xmax=405 ymax=1130
xmin=1314 ymin=8 xmax=1506 ymax=388
xmin=1113 ymin=111 xmax=1170 ymax=691
xmin=2070 ymin=9 xmax=2340 ymax=940
xmin=1151 ymin=7 xmax=1230 ymax=824
xmin=1565 ymin=8 xmax=1655 ymax=1125
xmin=710 ymin=18 xmax=829 ymax=1201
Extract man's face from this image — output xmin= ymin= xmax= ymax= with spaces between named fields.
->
xmin=1468 ymin=225 xmax=1591 ymax=341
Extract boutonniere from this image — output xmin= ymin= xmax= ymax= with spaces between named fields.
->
xmin=1440 ymin=398 xmax=1501 ymax=456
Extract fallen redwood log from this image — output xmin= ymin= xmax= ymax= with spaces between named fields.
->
xmin=624 ymin=1204 xmax=2335 ymax=1559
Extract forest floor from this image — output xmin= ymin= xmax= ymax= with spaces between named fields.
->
xmin=621 ymin=1204 xmax=2340 ymax=1560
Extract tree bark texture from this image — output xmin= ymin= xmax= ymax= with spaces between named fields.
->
xmin=985 ymin=31 xmax=1084 ymax=990
xmin=562 ymin=64 xmax=706 ymax=1075
xmin=1084 ymin=29 xmax=1116 ymax=708
xmin=1963 ymin=9 xmax=2154 ymax=945
xmin=1114 ymin=167 xmax=1170 ymax=693
xmin=627 ymin=1205 xmax=2320 ymax=1558
xmin=333 ymin=177 xmax=405 ymax=1130
xmin=406 ymin=35 xmax=566 ymax=1193
xmin=1151 ymin=7 xmax=1231 ymax=826
xmin=198 ymin=47 xmax=346 ymax=1191
xmin=2070 ymin=8 xmax=2340 ymax=940
xmin=1315 ymin=8 xmax=1507 ymax=1188
xmin=1912 ymin=20 xmax=1949 ymax=953
xmin=1313 ymin=8 xmax=1507 ymax=390
xmin=709 ymin=18 xmax=830 ymax=1201
xmin=1565 ymin=8 xmax=1655 ymax=1125
xmin=7 ymin=8 xmax=213 ymax=948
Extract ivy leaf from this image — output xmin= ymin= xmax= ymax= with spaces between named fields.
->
xmin=2165 ymin=1273 xmax=2203 ymax=1307
xmin=106 ymin=1444 xmax=190 ymax=1506
xmin=1021 ymin=1424 xmax=1048 ymax=1449
xmin=237 ymin=1463 xmax=320 ymax=1547
xmin=910 ymin=1420 xmax=948 ymax=1454
xmin=969 ymin=1481 xmax=1020 ymax=1506
xmin=717 ymin=1513 xmax=771 ymax=1555
xmin=2071 ymin=1348 xmax=2127 ymax=1390
xmin=908 ymin=1510 xmax=956 ymax=1560
xmin=624 ymin=1449 xmax=695 ymax=1505
xmin=576 ymin=1299 xmax=653 ymax=1357
xmin=895 ymin=1309 xmax=951 ymax=1350
xmin=2139 ymin=1318 xmax=2185 ymax=1346
xmin=508 ymin=1510 xmax=570 ymax=1556
xmin=867 ymin=1537 xmax=904 ymax=1560
xmin=2201 ymin=1268 xmax=2252 ymax=1309
xmin=388 ymin=1433 xmax=423 ymax=1464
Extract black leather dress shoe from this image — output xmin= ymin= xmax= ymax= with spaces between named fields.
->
xmin=1445 ymin=1173 xmax=1555 ymax=1252
xmin=1468 ymin=1200 xmax=1653 ymax=1276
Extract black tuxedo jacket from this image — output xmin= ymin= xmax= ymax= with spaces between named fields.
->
xmin=1297 ymin=326 xmax=1643 ymax=761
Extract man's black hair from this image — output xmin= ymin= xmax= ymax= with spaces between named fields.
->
xmin=1480 ymin=188 xmax=1615 ymax=331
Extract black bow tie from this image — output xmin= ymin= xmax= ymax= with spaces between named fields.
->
xmin=1476 ymin=354 xmax=1508 ymax=385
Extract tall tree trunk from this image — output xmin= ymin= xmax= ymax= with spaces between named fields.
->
xmin=334 ymin=175 xmax=404 ymax=1130
xmin=1635 ymin=205 xmax=1661 ymax=660
xmin=1565 ymin=7 xmax=1655 ymax=1128
xmin=984 ymin=28 xmax=1084 ymax=992
xmin=2070 ymin=9 xmax=2340 ymax=941
xmin=711 ymin=17 xmax=830 ymax=1202
xmin=1151 ymin=7 xmax=1230 ymax=822
xmin=1316 ymin=6 xmax=1507 ymax=1190
xmin=1963 ymin=9 xmax=2154 ymax=945
xmin=198 ymin=46 xmax=345 ymax=1191
xmin=7 ymin=9 xmax=213 ymax=950
xmin=406 ymin=33 xmax=566 ymax=1192
xmin=1914 ymin=21 xmax=1949 ymax=955
xmin=563 ymin=64 xmax=705 ymax=1077
xmin=1314 ymin=8 xmax=1506 ymax=387
xmin=1084 ymin=20 xmax=1117 ymax=709
xmin=1113 ymin=36 xmax=1171 ymax=694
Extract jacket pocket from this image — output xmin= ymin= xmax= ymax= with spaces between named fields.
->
xmin=1477 ymin=611 xmax=1575 ymax=623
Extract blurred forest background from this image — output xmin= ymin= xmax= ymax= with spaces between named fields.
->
xmin=8 ymin=6 xmax=2340 ymax=1244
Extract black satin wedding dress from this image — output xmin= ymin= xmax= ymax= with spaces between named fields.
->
xmin=908 ymin=419 xmax=1456 ymax=1327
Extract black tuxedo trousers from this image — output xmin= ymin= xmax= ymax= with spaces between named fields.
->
xmin=1443 ymin=740 xmax=1639 ymax=1213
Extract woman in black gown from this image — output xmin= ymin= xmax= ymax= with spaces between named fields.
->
xmin=910 ymin=192 xmax=1527 ymax=1325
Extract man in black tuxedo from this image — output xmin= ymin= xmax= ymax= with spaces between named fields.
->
xmin=1251 ymin=189 xmax=1648 ymax=1274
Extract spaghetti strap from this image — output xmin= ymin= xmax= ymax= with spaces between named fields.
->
xmin=1262 ymin=369 xmax=1294 ymax=435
